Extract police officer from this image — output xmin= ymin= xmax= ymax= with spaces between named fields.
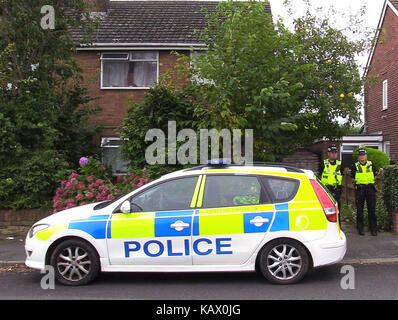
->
xmin=348 ymin=148 xmax=380 ymax=236
xmin=320 ymin=145 xmax=343 ymax=225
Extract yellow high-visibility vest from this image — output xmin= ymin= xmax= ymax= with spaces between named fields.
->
xmin=321 ymin=159 xmax=342 ymax=187
xmin=355 ymin=161 xmax=375 ymax=184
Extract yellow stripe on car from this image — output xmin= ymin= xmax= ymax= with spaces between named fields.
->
xmin=35 ymin=224 xmax=68 ymax=241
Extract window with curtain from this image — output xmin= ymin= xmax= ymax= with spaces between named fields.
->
xmin=101 ymin=51 xmax=158 ymax=88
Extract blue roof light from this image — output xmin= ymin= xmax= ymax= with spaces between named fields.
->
xmin=206 ymin=158 xmax=231 ymax=165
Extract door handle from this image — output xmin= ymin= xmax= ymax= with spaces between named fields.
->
xmin=250 ymin=216 xmax=270 ymax=227
xmin=170 ymin=220 xmax=190 ymax=231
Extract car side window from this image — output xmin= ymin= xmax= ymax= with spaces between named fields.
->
xmin=260 ymin=176 xmax=299 ymax=203
xmin=130 ymin=176 xmax=198 ymax=212
xmin=202 ymin=175 xmax=268 ymax=208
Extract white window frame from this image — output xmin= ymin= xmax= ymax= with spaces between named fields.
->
xmin=382 ymin=79 xmax=388 ymax=110
xmin=101 ymin=52 xmax=129 ymax=61
xmin=100 ymin=51 xmax=159 ymax=90
xmin=340 ymin=142 xmax=382 ymax=161
xmin=384 ymin=141 xmax=391 ymax=157
xmin=101 ymin=137 xmax=130 ymax=176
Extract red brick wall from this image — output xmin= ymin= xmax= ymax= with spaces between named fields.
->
xmin=365 ymin=6 xmax=398 ymax=162
xmin=282 ymin=149 xmax=320 ymax=173
xmin=73 ymin=50 xmax=190 ymax=141
xmin=85 ymin=0 xmax=110 ymax=12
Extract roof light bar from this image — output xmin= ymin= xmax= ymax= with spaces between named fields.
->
xmin=206 ymin=158 xmax=231 ymax=165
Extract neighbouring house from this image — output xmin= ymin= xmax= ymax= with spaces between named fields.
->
xmin=72 ymin=0 xmax=272 ymax=174
xmin=362 ymin=0 xmax=398 ymax=164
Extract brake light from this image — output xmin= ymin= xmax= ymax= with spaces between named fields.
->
xmin=309 ymin=179 xmax=337 ymax=222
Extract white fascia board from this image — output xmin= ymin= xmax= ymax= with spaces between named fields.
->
xmin=342 ymin=135 xmax=384 ymax=142
xmin=77 ymin=43 xmax=207 ymax=51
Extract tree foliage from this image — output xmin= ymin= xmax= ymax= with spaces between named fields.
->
xmin=0 ymin=0 xmax=101 ymax=209
xmin=178 ymin=0 xmax=368 ymax=161
xmin=120 ymin=77 xmax=200 ymax=178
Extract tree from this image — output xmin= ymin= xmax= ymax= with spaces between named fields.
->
xmin=120 ymin=76 xmax=199 ymax=178
xmin=181 ymin=0 xmax=368 ymax=161
xmin=0 ymin=0 xmax=101 ymax=209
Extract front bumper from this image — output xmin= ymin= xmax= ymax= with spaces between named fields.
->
xmin=25 ymin=235 xmax=51 ymax=270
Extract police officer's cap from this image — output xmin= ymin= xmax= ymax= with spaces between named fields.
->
xmin=358 ymin=148 xmax=367 ymax=155
xmin=327 ymin=145 xmax=338 ymax=153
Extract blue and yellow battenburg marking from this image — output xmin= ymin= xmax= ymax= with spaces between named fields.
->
xmin=34 ymin=201 xmax=328 ymax=241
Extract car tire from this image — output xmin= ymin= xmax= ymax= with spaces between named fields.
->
xmin=50 ymin=238 xmax=100 ymax=286
xmin=257 ymin=238 xmax=310 ymax=285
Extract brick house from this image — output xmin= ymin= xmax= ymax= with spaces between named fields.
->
xmin=71 ymin=0 xmax=272 ymax=173
xmin=363 ymin=0 xmax=398 ymax=163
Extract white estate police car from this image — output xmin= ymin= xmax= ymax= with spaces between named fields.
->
xmin=25 ymin=162 xmax=346 ymax=285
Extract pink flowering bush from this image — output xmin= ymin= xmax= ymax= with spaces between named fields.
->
xmin=52 ymin=158 xmax=150 ymax=213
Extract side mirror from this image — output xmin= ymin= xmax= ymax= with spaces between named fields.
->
xmin=120 ymin=200 xmax=131 ymax=213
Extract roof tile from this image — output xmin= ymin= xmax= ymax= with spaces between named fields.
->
xmin=72 ymin=1 xmax=271 ymax=46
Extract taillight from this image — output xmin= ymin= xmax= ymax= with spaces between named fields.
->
xmin=309 ymin=179 xmax=337 ymax=222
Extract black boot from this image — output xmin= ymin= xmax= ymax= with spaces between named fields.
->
xmin=358 ymin=229 xmax=365 ymax=236
xmin=371 ymin=229 xmax=377 ymax=236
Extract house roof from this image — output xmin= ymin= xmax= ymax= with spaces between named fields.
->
xmin=390 ymin=0 xmax=398 ymax=10
xmin=364 ymin=0 xmax=398 ymax=75
xmin=72 ymin=1 xmax=272 ymax=48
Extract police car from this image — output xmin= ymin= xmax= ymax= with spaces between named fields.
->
xmin=25 ymin=161 xmax=346 ymax=286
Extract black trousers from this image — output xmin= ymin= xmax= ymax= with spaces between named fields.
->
xmin=326 ymin=186 xmax=342 ymax=225
xmin=355 ymin=184 xmax=377 ymax=232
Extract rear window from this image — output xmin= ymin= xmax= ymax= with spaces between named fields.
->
xmin=260 ymin=176 xmax=299 ymax=203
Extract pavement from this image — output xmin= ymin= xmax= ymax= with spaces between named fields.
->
xmin=0 ymin=222 xmax=398 ymax=267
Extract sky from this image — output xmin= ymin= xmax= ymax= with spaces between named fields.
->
xmin=269 ymin=0 xmax=385 ymax=70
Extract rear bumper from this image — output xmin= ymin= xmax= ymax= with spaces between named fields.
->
xmin=307 ymin=230 xmax=346 ymax=268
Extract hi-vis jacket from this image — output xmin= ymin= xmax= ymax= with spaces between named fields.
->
xmin=321 ymin=159 xmax=342 ymax=187
xmin=354 ymin=161 xmax=375 ymax=185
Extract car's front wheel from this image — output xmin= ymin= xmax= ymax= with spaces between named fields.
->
xmin=50 ymin=239 xmax=100 ymax=286
xmin=257 ymin=238 xmax=310 ymax=284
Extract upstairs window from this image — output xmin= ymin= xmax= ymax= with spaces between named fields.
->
xmin=101 ymin=51 xmax=158 ymax=89
xmin=382 ymin=79 xmax=388 ymax=110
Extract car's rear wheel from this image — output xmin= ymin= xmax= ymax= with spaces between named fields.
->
xmin=50 ymin=239 xmax=100 ymax=286
xmin=258 ymin=238 xmax=310 ymax=284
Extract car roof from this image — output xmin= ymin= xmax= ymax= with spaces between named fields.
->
xmin=159 ymin=163 xmax=315 ymax=181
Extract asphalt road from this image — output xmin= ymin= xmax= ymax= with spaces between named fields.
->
xmin=0 ymin=263 xmax=398 ymax=300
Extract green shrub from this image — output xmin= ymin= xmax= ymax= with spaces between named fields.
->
xmin=340 ymin=203 xmax=356 ymax=224
xmin=352 ymin=146 xmax=390 ymax=169
xmin=381 ymin=165 xmax=398 ymax=213
xmin=340 ymin=192 xmax=392 ymax=232
xmin=120 ymin=82 xmax=199 ymax=179
xmin=0 ymin=150 xmax=70 ymax=210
